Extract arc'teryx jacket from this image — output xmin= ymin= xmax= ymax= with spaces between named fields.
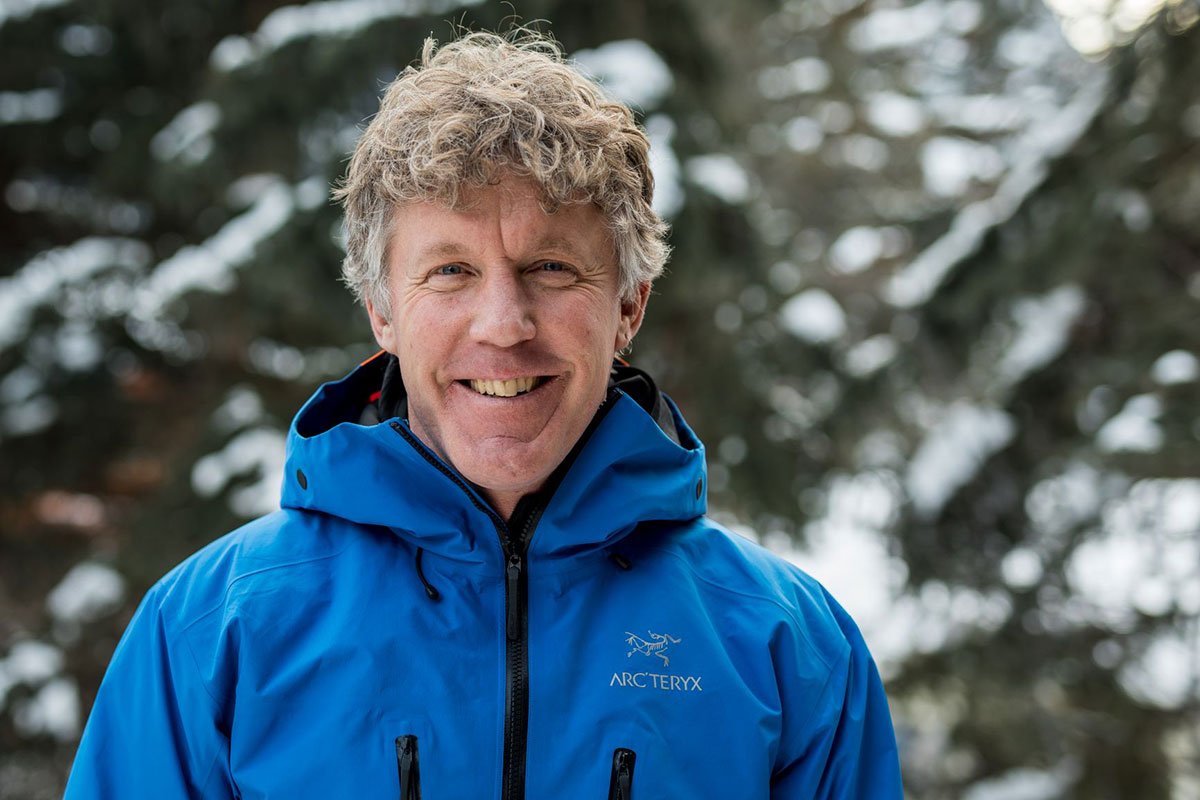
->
xmin=65 ymin=356 xmax=903 ymax=799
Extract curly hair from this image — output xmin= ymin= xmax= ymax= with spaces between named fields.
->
xmin=334 ymin=30 xmax=671 ymax=319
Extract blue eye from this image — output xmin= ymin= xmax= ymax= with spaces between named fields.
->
xmin=434 ymin=264 xmax=464 ymax=276
xmin=541 ymin=261 xmax=566 ymax=272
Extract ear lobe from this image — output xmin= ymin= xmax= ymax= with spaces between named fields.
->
xmin=615 ymin=281 xmax=652 ymax=352
xmin=365 ymin=298 xmax=395 ymax=354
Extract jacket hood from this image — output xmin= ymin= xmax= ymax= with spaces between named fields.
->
xmin=280 ymin=353 xmax=707 ymax=566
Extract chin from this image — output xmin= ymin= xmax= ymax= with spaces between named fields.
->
xmin=453 ymin=440 xmax=559 ymax=497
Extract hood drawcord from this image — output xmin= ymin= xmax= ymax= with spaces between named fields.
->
xmin=414 ymin=548 xmax=440 ymax=601
xmin=609 ymin=552 xmax=632 ymax=571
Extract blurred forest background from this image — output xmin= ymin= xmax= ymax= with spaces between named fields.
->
xmin=2 ymin=0 xmax=1199 ymax=796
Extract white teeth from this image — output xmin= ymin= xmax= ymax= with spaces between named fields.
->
xmin=468 ymin=377 xmax=538 ymax=397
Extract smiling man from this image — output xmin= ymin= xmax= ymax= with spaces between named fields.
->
xmin=370 ymin=176 xmax=648 ymax=519
xmin=66 ymin=31 xmax=902 ymax=799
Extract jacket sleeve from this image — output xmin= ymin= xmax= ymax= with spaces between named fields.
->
xmin=64 ymin=584 xmax=234 ymax=799
xmin=770 ymin=593 xmax=904 ymax=799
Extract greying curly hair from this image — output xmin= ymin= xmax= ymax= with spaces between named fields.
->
xmin=334 ymin=30 xmax=671 ymax=319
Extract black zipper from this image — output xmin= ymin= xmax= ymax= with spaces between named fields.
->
xmin=608 ymin=748 xmax=636 ymax=800
xmin=395 ymin=735 xmax=421 ymax=800
xmin=502 ymin=497 xmax=537 ymax=800
xmin=390 ymin=389 xmax=618 ymax=800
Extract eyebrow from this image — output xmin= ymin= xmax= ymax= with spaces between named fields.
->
xmin=412 ymin=242 xmax=468 ymax=261
xmin=411 ymin=236 xmax=595 ymax=263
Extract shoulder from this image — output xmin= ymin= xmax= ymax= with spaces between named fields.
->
xmin=636 ymin=517 xmax=863 ymax=671
xmin=141 ymin=508 xmax=368 ymax=634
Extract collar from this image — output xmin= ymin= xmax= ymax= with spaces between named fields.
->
xmin=280 ymin=353 xmax=707 ymax=567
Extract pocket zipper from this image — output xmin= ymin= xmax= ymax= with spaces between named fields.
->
xmin=608 ymin=747 xmax=636 ymax=800
xmin=395 ymin=735 xmax=422 ymax=800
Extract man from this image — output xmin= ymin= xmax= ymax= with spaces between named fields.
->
xmin=66 ymin=31 xmax=902 ymax=798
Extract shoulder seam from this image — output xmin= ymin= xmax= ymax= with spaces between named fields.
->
xmin=653 ymin=546 xmax=840 ymax=672
xmin=177 ymin=546 xmax=349 ymax=636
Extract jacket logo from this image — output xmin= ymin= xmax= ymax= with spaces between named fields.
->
xmin=625 ymin=630 xmax=680 ymax=667
xmin=610 ymin=631 xmax=703 ymax=692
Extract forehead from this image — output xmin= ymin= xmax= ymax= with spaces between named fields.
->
xmin=389 ymin=177 xmax=614 ymax=266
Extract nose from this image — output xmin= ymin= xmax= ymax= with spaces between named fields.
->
xmin=468 ymin=270 xmax=536 ymax=348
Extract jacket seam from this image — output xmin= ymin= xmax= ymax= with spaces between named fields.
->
xmin=176 ymin=547 xmax=350 ymax=636
xmin=165 ymin=620 xmax=231 ymax=793
xmin=772 ymin=654 xmax=843 ymax=777
xmin=653 ymin=547 xmax=839 ymax=672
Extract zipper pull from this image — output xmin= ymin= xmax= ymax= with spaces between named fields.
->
xmin=506 ymin=553 xmax=522 ymax=641
xmin=608 ymin=747 xmax=636 ymax=800
xmin=395 ymin=735 xmax=421 ymax=800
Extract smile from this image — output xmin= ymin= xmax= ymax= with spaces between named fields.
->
xmin=464 ymin=377 xmax=548 ymax=397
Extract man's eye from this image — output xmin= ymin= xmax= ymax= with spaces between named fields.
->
xmin=434 ymin=264 xmax=464 ymax=276
xmin=540 ymin=261 xmax=567 ymax=272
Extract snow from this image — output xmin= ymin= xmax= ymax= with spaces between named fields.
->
xmin=46 ymin=562 xmax=126 ymax=624
xmin=1151 ymin=350 xmax=1198 ymax=385
xmin=55 ymin=321 xmax=103 ymax=371
xmin=997 ymin=26 xmax=1058 ymax=69
xmin=763 ymin=471 xmax=911 ymax=668
xmin=847 ymin=0 xmax=945 ymax=52
xmin=1063 ymin=479 xmax=1200 ymax=709
xmin=920 ymin=136 xmax=1005 ymax=197
xmin=830 ymin=226 xmax=884 ymax=274
xmin=1119 ymin=633 xmax=1200 ymax=710
xmin=59 ymin=23 xmax=113 ymax=57
xmin=0 ymin=0 xmax=71 ymax=29
xmin=1095 ymin=393 xmax=1163 ymax=453
xmin=842 ymin=334 xmax=899 ymax=378
xmin=1000 ymin=547 xmax=1044 ymax=589
xmin=211 ymin=0 xmax=484 ymax=71
xmin=962 ymin=761 xmax=1080 ymax=800
xmin=685 ymin=154 xmax=750 ymax=204
xmin=713 ymin=302 xmax=743 ymax=333
xmin=757 ymin=58 xmax=832 ymax=99
xmin=0 ymin=237 xmax=152 ymax=355
xmin=1 ymin=395 xmax=57 ymax=437
xmin=1 ymin=641 xmax=64 ymax=692
xmin=783 ymin=116 xmax=825 ymax=153
xmin=863 ymin=92 xmax=927 ymax=137
xmin=928 ymin=93 xmax=1029 ymax=133
xmin=1024 ymin=461 xmax=1105 ymax=539
xmin=0 ymin=89 xmax=63 ymax=125
xmin=1066 ymin=478 xmax=1200 ymax=628
xmin=0 ymin=365 xmax=40 ymax=403
xmin=717 ymin=435 xmax=748 ymax=465
xmin=213 ymin=385 xmax=265 ymax=432
xmin=645 ymin=115 xmax=683 ymax=219
xmin=815 ymin=100 xmax=855 ymax=133
xmin=838 ymin=134 xmax=889 ymax=171
xmin=906 ymin=402 xmax=1016 ymax=518
xmin=779 ymin=289 xmax=847 ymax=344
xmin=886 ymin=76 xmax=1107 ymax=308
xmin=130 ymin=178 xmax=295 ymax=327
xmin=573 ymin=40 xmax=673 ymax=110
xmin=13 ymin=677 xmax=80 ymax=742
xmin=994 ymin=285 xmax=1086 ymax=386
xmin=944 ymin=0 xmax=984 ymax=33
xmin=150 ymin=101 xmax=221 ymax=164
xmin=191 ymin=427 xmax=287 ymax=517
xmin=777 ymin=468 xmax=1013 ymax=672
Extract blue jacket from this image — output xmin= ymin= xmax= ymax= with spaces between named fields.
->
xmin=66 ymin=356 xmax=902 ymax=798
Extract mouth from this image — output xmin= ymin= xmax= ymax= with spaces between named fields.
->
xmin=460 ymin=376 xmax=551 ymax=398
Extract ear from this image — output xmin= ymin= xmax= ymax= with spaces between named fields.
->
xmin=365 ymin=298 xmax=396 ymax=354
xmin=615 ymin=281 xmax=652 ymax=352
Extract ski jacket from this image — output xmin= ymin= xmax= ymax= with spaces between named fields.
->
xmin=65 ymin=355 xmax=902 ymax=799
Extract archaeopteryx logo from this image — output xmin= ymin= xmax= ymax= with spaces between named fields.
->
xmin=609 ymin=630 xmax=703 ymax=692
